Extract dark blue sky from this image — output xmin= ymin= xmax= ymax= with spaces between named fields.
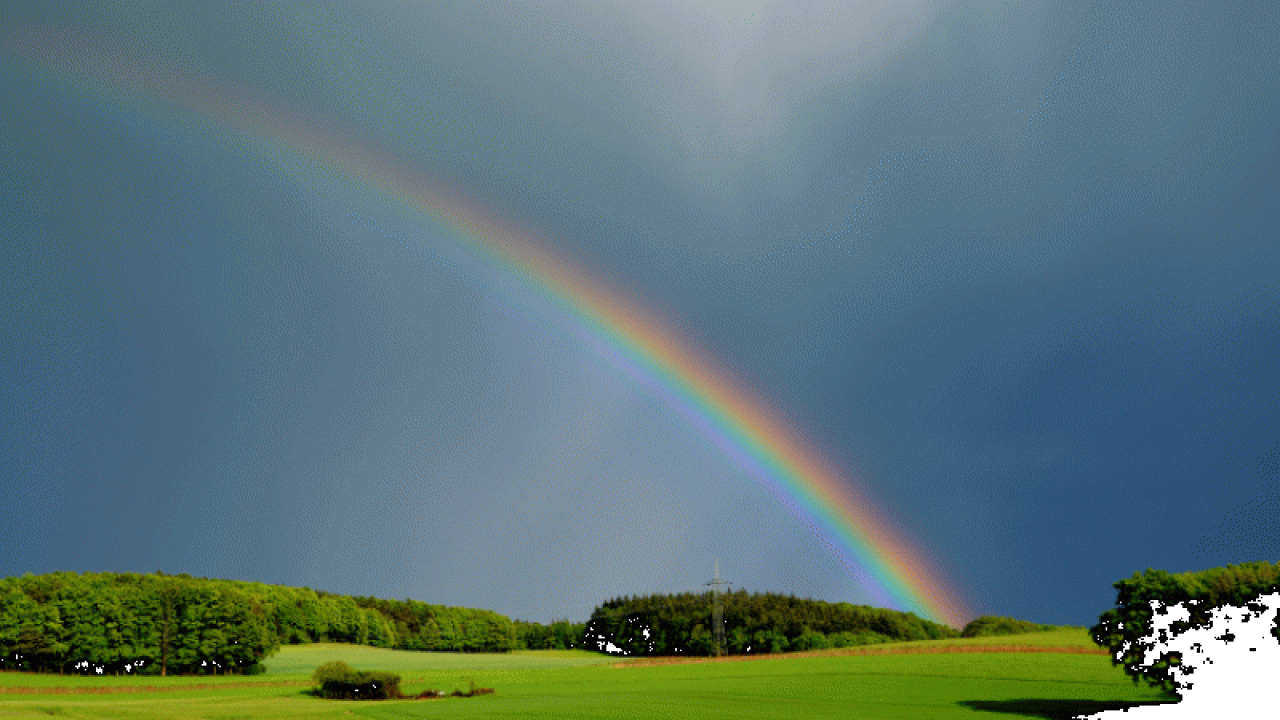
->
xmin=2 ymin=1 xmax=1277 ymax=627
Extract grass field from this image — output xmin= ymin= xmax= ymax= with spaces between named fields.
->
xmin=0 ymin=632 xmax=1176 ymax=719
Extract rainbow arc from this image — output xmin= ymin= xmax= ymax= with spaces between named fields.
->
xmin=4 ymin=28 xmax=970 ymax=627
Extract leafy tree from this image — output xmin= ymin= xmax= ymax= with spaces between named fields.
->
xmin=752 ymin=628 xmax=788 ymax=654
xmin=421 ymin=617 xmax=443 ymax=650
xmin=1091 ymin=563 xmax=1280 ymax=692
xmin=793 ymin=626 xmax=829 ymax=651
xmin=686 ymin=624 xmax=712 ymax=655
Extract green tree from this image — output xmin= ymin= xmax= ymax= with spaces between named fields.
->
xmin=1092 ymin=568 xmax=1199 ymax=692
xmin=1091 ymin=563 xmax=1280 ymax=692
xmin=754 ymin=628 xmax=788 ymax=654
xmin=793 ymin=626 xmax=828 ymax=651
xmin=422 ymin=617 xmax=443 ymax=650
xmin=687 ymin=624 xmax=712 ymax=655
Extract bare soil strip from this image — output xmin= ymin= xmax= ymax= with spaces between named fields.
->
xmin=612 ymin=644 xmax=1108 ymax=668
xmin=0 ymin=680 xmax=308 ymax=695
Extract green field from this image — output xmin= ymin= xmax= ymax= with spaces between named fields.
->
xmin=0 ymin=632 xmax=1175 ymax=719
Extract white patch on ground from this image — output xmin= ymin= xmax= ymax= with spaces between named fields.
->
xmin=1081 ymin=591 xmax=1280 ymax=719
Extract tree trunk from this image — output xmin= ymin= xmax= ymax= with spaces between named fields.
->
xmin=161 ymin=616 xmax=168 ymax=677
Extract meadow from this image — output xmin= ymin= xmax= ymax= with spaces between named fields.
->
xmin=0 ymin=631 xmax=1175 ymax=719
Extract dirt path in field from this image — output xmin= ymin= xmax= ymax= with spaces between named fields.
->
xmin=0 ymin=680 xmax=309 ymax=695
xmin=611 ymin=644 xmax=1108 ymax=668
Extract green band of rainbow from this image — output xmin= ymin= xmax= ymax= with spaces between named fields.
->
xmin=4 ymin=27 xmax=970 ymax=627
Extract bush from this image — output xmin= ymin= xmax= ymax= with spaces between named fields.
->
xmin=242 ymin=662 xmax=267 ymax=676
xmin=311 ymin=661 xmax=403 ymax=700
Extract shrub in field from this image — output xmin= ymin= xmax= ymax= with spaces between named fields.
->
xmin=311 ymin=660 xmax=403 ymax=700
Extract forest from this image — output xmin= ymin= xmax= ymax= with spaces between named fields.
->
xmin=583 ymin=589 xmax=961 ymax=656
xmin=0 ymin=571 xmax=517 ymax=675
xmin=1 ymin=570 xmax=1097 ymax=676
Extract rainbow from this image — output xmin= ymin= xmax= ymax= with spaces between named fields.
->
xmin=4 ymin=28 xmax=970 ymax=627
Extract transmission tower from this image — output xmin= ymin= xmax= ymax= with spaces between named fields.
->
xmin=705 ymin=560 xmax=732 ymax=657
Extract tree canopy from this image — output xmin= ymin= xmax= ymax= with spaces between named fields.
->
xmin=583 ymin=589 xmax=959 ymax=656
xmin=0 ymin=571 xmax=517 ymax=675
xmin=1090 ymin=561 xmax=1280 ymax=692
xmin=960 ymin=615 xmax=1066 ymax=638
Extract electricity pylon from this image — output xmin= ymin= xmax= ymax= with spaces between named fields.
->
xmin=705 ymin=560 xmax=732 ymax=657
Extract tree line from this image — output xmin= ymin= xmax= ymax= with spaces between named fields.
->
xmin=960 ymin=615 xmax=1066 ymax=638
xmin=0 ymin=571 xmax=518 ymax=675
xmin=5 ymin=570 xmax=1097 ymax=673
xmin=347 ymin=594 xmax=516 ymax=652
xmin=512 ymin=619 xmax=586 ymax=650
xmin=583 ymin=589 xmax=961 ymax=656
xmin=1090 ymin=561 xmax=1280 ymax=692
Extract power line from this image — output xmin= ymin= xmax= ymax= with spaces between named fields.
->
xmin=705 ymin=560 xmax=732 ymax=657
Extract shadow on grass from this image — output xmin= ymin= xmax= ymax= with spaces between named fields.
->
xmin=958 ymin=698 xmax=1179 ymax=719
